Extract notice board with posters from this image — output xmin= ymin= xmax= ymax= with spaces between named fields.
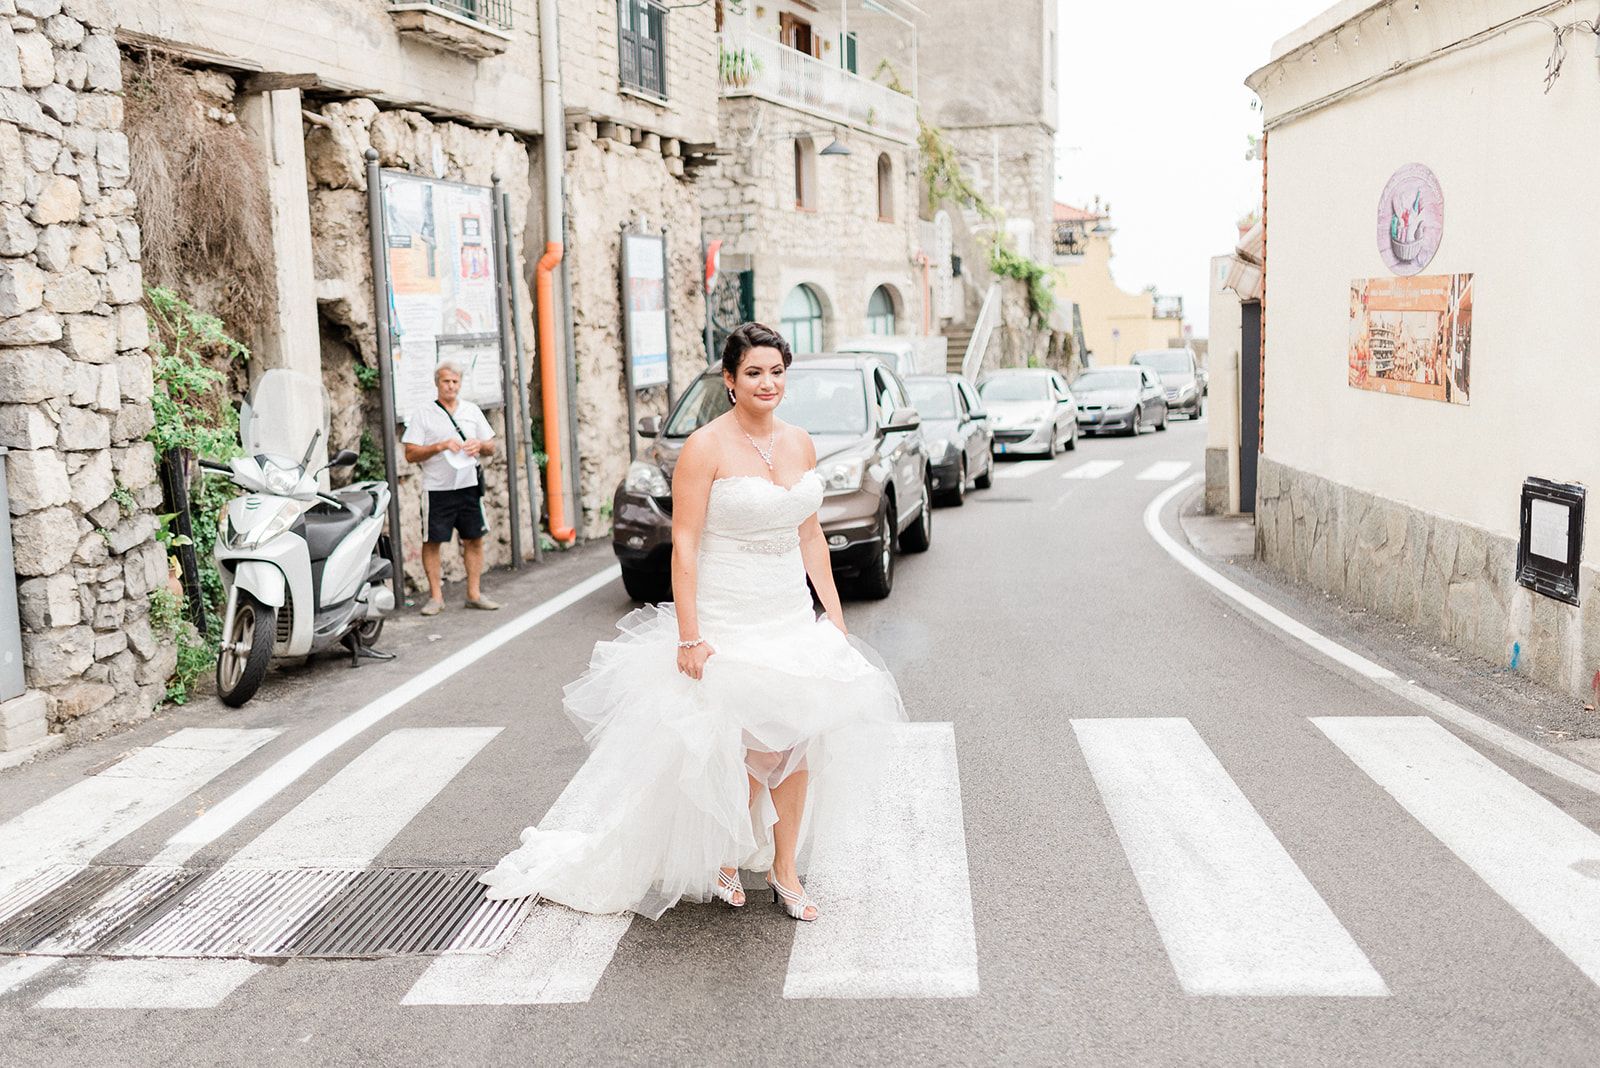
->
xmin=380 ymin=171 xmax=504 ymax=423
xmin=1347 ymin=273 xmax=1473 ymax=405
xmin=621 ymin=231 xmax=670 ymax=391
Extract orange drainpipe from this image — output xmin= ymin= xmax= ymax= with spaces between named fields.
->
xmin=536 ymin=240 xmax=576 ymax=544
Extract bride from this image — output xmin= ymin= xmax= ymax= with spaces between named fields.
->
xmin=482 ymin=322 xmax=906 ymax=922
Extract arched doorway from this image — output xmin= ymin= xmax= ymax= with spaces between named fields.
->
xmin=780 ymin=284 xmax=824 ymax=353
xmin=866 ymin=285 xmax=896 ymax=336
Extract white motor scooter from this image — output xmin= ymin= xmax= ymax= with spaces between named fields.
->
xmin=202 ymin=368 xmax=396 ymax=707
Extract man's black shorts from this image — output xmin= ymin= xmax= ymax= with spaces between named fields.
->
xmin=425 ymin=487 xmax=487 ymax=543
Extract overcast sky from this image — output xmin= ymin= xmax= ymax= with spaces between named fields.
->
xmin=1052 ymin=1 xmax=1331 ymax=337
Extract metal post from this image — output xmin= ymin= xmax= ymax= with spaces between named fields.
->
xmin=0 ymin=448 xmax=26 ymax=701
xmin=561 ymin=188 xmax=581 ymax=536
xmin=363 ymin=149 xmax=406 ymax=604
xmin=619 ymin=225 xmax=640 ymax=461
xmin=158 ymin=448 xmax=205 ymax=631
xmin=502 ymin=191 xmax=542 ymax=563
xmin=491 ymin=176 xmax=522 ymax=570
xmin=661 ymin=226 xmax=675 ymax=411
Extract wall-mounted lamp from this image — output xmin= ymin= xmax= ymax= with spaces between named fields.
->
xmin=820 ymin=137 xmax=851 ymax=156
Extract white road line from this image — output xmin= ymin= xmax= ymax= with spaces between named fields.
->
xmin=43 ymin=729 xmax=498 ymax=1009
xmin=0 ymin=728 xmax=277 ymax=904
xmin=1061 ymin=460 xmax=1124 ymax=480
xmin=1072 ymin=717 xmax=1387 ymax=997
xmin=1135 ymin=460 xmax=1193 ymax=481
xmin=995 ymin=460 xmax=1055 ymax=480
xmin=403 ymin=742 xmax=639 ymax=1006
xmin=1143 ymin=477 xmax=1600 ymax=797
xmin=783 ymin=722 xmax=978 ymax=1000
xmin=152 ymin=564 xmax=619 ymax=866
xmin=36 ymin=959 xmax=262 ymax=1010
xmin=1318 ymin=715 xmax=1600 ymax=989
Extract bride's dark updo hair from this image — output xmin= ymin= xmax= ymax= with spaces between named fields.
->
xmin=721 ymin=322 xmax=792 ymax=376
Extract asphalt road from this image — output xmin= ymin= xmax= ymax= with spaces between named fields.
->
xmin=5 ymin=413 xmax=1600 ymax=1065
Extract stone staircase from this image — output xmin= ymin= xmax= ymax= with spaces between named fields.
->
xmin=944 ymin=323 xmax=974 ymax=375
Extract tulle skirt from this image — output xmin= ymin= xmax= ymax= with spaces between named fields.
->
xmin=480 ymin=549 xmax=907 ymax=919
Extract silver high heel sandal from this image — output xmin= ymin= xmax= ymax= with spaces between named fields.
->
xmin=766 ymin=875 xmax=818 ymax=922
xmin=713 ymin=867 xmax=746 ymax=908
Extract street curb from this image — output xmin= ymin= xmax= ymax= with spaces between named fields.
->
xmin=1145 ymin=475 xmax=1600 ymax=797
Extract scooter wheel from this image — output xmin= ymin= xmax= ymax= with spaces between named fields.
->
xmin=354 ymin=617 xmax=384 ymax=646
xmin=217 ymin=591 xmax=275 ymax=707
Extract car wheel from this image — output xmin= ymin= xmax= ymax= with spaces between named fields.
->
xmin=1193 ymin=398 xmax=1204 ymax=420
xmin=973 ymin=452 xmax=993 ymax=489
xmin=940 ymin=458 xmax=967 ymax=507
xmin=621 ymin=565 xmax=671 ymax=604
xmin=901 ymin=476 xmax=933 ymax=553
xmin=1127 ymin=408 xmax=1142 ymax=437
xmin=1042 ymin=426 xmax=1058 ymax=459
xmin=1156 ymin=405 xmax=1169 ymax=432
xmin=856 ymin=504 xmax=896 ymax=600
xmin=1064 ymin=421 xmax=1078 ymax=450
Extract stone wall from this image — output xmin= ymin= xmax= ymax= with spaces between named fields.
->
xmin=702 ymin=97 xmax=922 ymax=347
xmin=939 ymin=122 xmax=1055 ymax=264
xmin=565 ymin=123 xmax=710 ymax=539
xmin=0 ymin=0 xmax=167 ymax=750
xmin=304 ymin=98 xmax=538 ymax=587
xmin=1257 ymin=455 xmax=1600 ymax=701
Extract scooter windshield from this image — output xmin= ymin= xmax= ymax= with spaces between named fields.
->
xmin=239 ymin=369 xmax=331 ymax=472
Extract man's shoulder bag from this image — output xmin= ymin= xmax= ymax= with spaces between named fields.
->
xmin=436 ymin=400 xmax=486 ymax=499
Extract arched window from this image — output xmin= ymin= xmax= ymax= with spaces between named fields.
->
xmin=866 ymin=286 xmax=896 ymax=336
xmin=780 ymin=284 xmax=824 ymax=353
xmin=876 ymin=153 xmax=893 ymax=222
xmin=793 ymin=137 xmax=817 ymax=210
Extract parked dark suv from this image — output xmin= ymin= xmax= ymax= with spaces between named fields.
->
xmin=613 ymin=353 xmax=933 ymax=601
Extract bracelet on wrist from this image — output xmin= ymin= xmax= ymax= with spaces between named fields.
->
xmin=676 ymin=638 xmax=704 ymax=649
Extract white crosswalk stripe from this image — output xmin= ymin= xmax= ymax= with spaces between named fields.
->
xmin=1072 ymin=717 xmax=1387 ymax=996
xmin=0 ymin=728 xmax=277 ymax=906
xmin=1061 ymin=459 xmax=1124 ymax=479
xmin=783 ymin=722 xmax=977 ymax=999
xmin=36 ymin=728 xmax=499 ymax=1010
xmin=1317 ymin=716 xmax=1600 ymax=990
xmin=1134 ymin=460 xmax=1192 ymax=481
xmin=994 ymin=460 xmax=1056 ymax=480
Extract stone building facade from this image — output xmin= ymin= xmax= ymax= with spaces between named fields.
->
xmin=0 ymin=0 xmax=167 ymax=761
xmin=1247 ymin=0 xmax=1600 ymax=701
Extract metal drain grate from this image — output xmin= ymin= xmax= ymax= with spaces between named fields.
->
xmin=0 ymin=865 xmax=531 ymax=960
xmin=0 ymin=866 xmax=202 ymax=954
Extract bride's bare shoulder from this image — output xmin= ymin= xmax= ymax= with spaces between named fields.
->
xmin=777 ymin=420 xmax=816 ymax=464
xmin=680 ymin=420 xmax=729 ymax=473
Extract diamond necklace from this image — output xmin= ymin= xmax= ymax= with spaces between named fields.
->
xmin=742 ymin=427 xmax=776 ymax=470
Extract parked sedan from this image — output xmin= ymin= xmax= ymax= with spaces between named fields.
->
xmin=1073 ymin=366 xmax=1169 ymax=436
xmin=904 ymin=374 xmax=994 ymax=506
xmin=1131 ymin=347 xmax=1204 ymax=419
xmin=612 ymin=353 xmax=933 ymax=603
xmin=977 ymin=368 xmax=1077 ymax=457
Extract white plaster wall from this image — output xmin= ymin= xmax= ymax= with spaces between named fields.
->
xmin=1207 ymin=254 xmax=1242 ymax=512
xmin=1257 ymin=21 xmax=1600 ymax=559
xmin=117 ymin=0 xmax=542 ymax=133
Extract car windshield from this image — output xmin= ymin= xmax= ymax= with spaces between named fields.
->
xmin=664 ymin=369 xmax=868 ymax=437
xmin=905 ymin=380 xmax=957 ymax=418
xmin=1132 ymin=351 xmax=1191 ymax=374
xmin=1073 ymin=369 xmax=1143 ymax=392
xmin=978 ymin=375 xmax=1048 ymax=402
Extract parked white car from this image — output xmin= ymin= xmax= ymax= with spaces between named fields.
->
xmin=977 ymin=368 xmax=1078 ymax=458
xmin=837 ymin=336 xmax=922 ymax=380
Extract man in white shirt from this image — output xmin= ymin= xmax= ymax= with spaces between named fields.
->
xmin=401 ymin=362 xmax=501 ymax=616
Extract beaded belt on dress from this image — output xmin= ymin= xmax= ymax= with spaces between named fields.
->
xmin=700 ymin=532 xmax=800 ymax=555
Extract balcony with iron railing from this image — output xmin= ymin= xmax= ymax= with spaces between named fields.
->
xmin=388 ymin=0 xmax=513 ymax=58
xmin=718 ymin=29 xmax=918 ymax=144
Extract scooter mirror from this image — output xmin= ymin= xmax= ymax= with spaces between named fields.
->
xmin=327 ymin=448 xmax=360 ymax=469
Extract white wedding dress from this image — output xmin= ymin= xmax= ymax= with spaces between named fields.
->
xmin=480 ymin=469 xmax=907 ymax=919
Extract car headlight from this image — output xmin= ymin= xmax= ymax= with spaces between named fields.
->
xmin=819 ymin=456 xmax=865 ymax=495
xmin=623 ymin=460 xmax=670 ymax=497
xmin=261 ymin=463 xmax=302 ymax=496
xmin=930 ymin=439 xmax=955 ymax=462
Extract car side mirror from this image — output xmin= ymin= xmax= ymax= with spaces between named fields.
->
xmin=326 ymin=448 xmax=359 ymax=469
xmin=881 ymin=406 xmax=920 ymax=433
xmin=636 ymin=415 xmax=661 ymax=438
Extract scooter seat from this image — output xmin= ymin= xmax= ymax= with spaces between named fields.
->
xmin=302 ymin=494 xmax=373 ymax=562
